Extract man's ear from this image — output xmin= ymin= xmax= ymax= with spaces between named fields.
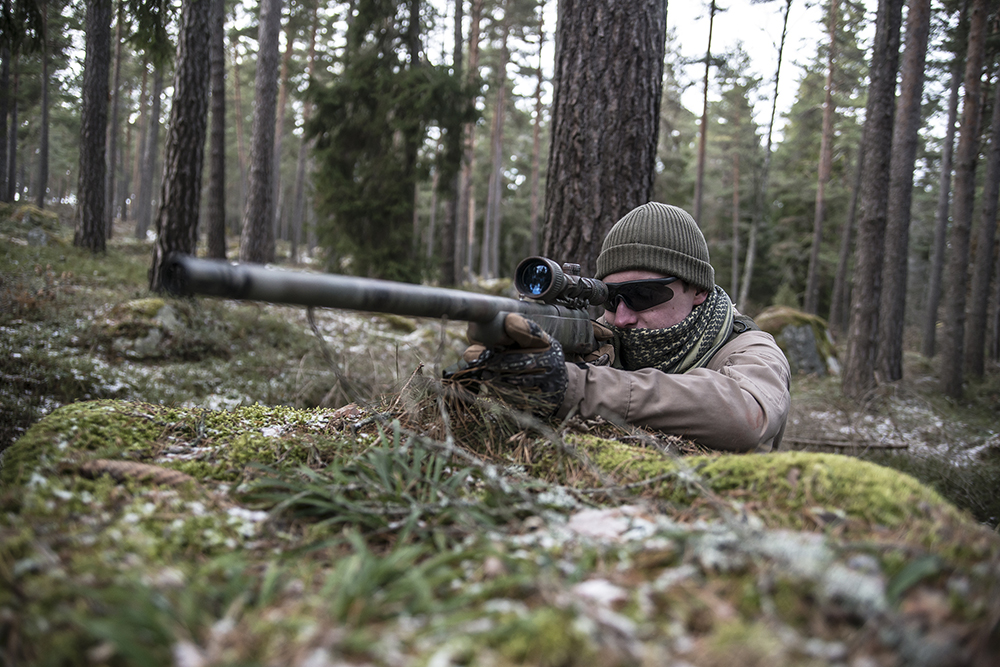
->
xmin=693 ymin=289 xmax=709 ymax=306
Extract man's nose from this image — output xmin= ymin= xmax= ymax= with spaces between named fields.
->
xmin=609 ymin=303 xmax=638 ymax=327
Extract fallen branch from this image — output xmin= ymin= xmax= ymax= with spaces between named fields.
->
xmin=783 ymin=437 xmax=908 ymax=450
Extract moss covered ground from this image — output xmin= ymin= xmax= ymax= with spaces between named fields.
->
xmin=3 ymin=211 xmax=1000 ymax=665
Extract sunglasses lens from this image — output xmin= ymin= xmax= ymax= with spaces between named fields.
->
xmin=604 ymin=279 xmax=676 ymax=312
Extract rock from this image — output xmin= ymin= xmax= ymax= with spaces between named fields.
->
xmin=755 ymin=306 xmax=839 ymax=376
xmin=27 ymin=227 xmax=47 ymax=247
xmin=781 ymin=324 xmax=827 ymax=375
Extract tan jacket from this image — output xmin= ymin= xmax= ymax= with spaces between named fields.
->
xmin=556 ymin=330 xmax=790 ymax=452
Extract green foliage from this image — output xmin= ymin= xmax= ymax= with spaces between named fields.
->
xmin=859 ymin=447 xmax=1000 ymax=528
xmin=125 ymin=0 xmax=177 ymax=66
xmin=308 ymin=0 xmax=475 ymax=282
xmin=700 ymin=45 xmax=766 ymax=296
xmin=655 ymin=28 xmax=699 ymax=210
xmin=245 ymin=425 xmax=548 ymax=546
xmin=763 ymin=0 xmax=868 ymax=313
xmin=0 ymin=0 xmax=44 ymax=54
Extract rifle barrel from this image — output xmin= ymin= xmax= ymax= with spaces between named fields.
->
xmin=163 ymin=255 xmax=597 ymax=353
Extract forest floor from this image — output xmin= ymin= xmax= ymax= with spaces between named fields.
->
xmin=2 ymin=206 xmax=1000 ymax=665
xmin=3 ymin=206 xmax=998 ymax=526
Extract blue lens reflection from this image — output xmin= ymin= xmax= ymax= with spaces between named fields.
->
xmin=523 ymin=262 xmax=550 ymax=296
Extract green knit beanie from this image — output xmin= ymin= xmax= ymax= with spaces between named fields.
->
xmin=596 ymin=202 xmax=715 ymax=291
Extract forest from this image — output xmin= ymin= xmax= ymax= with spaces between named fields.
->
xmin=2 ymin=0 xmax=1000 ymax=663
xmin=1 ymin=0 xmax=999 ymax=402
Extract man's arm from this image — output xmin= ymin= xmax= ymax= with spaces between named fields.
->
xmin=556 ymin=331 xmax=791 ymax=452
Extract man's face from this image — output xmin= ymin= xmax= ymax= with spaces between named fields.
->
xmin=602 ymin=270 xmax=708 ymax=330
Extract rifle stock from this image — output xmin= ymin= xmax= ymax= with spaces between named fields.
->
xmin=163 ymin=254 xmax=599 ymax=355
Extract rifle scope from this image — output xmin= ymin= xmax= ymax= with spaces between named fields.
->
xmin=514 ymin=256 xmax=608 ymax=308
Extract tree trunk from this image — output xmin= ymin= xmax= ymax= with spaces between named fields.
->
xmin=458 ymin=0 xmax=482 ymax=281
xmin=829 ymin=143 xmax=865 ymax=336
xmin=135 ymin=68 xmax=163 ymax=240
xmin=0 ymin=36 xmax=8 ymax=202
xmin=73 ymin=0 xmax=112 ymax=253
xmin=923 ymin=2 xmax=967 ymax=358
xmin=731 ymin=146 xmax=740 ymax=299
xmin=273 ymin=9 xmax=295 ymax=247
xmin=992 ymin=240 xmax=1000 ymax=361
xmin=239 ymin=0 xmax=283 ymax=264
xmin=740 ymin=0 xmax=792 ymax=312
xmin=876 ymin=0 xmax=931 ymax=382
xmin=106 ymin=3 xmax=124 ymax=238
xmin=543 ymin=0 xmax=668 ymax=275
xmin=36 ymin=3 xmax=49 ymax=209
xmin=129 ymin=63 xmax=149 ymax=223
xmin=232 ymin=41 xmax=248 ymax=224
xmin=290 ymin=0 xmax=319 ymax=264
xmin=528 ymin=4 xmax=545 ymax=258
xmin=437 ymin=0 xmax=464 ymax=286
xmin=7 ymin=56 xmax=17 ymax=202
xmin=481 ymin=10 xmax=508 ymax=280
xmin=940 ymin=0 xmax=988 ymax=398
xmin=121 ymin=95 xmax=133 ymax=220
xmin=804 ymin=0 xmax=837 ymax=314
xmin=692 ymin=0 xmax=715 ymax=226
xmin=964 ymin=65 xmax=1000 ymax=378
xmin=425 ymin=155 xmax=440 ymax=259
xmin=149 ymin=0 xmax=212 ymax=292
xmin=205 ymin=0 xmax=227 ymax=259
xmin=841 ymin=0 xmax=904 ymax=401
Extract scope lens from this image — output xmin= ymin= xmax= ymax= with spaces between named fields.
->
xmin=519 ymin=261 xmax=552 ymax=296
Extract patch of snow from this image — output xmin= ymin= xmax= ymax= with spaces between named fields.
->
xmin=565 ymin=505 xmax=655 ymax=541
xmin=572 ymin=578 xmax=628 ymax=606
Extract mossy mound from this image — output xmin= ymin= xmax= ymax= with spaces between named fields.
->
xmin=756 ymin=305 xmax=838 ymax=375
xmin=3 ymin=399 xmax=999 ymax=666
xmin=3 ymin=400 xmax=985 ymax=545
xmin=1 ymin=399 xmax=357 ymax=488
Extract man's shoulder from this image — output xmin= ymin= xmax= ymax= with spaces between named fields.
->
xmin=712 ymin=326 xmax=787 ymax=365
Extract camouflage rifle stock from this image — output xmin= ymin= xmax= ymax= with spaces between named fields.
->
xmin=162 ymin=254 xmax=609 ymax=355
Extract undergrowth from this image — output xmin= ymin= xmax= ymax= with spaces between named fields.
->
xmin=1 ymin=212 xmax=455 ymax=454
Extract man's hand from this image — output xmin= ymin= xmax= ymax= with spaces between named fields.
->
xmin=571 ymin=320 xmax=615 ymax=366
xmin=452 ymin=313 xmax=568 ymax=418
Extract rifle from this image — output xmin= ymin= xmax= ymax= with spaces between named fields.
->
xmin=162 ymin=254 xmax=609 ymax=355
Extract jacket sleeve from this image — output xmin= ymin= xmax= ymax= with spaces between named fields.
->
xmin=555 ymin=331 xmax=791 ymax=452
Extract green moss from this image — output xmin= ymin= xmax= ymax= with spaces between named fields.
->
xmin=487 ymin=607 xmax=594 ymax=666
xmin=114 ymin=298 xmax=167 ymax=319
xmin=771 ymin=578 xmax=815 ymax=628
xmin=701 ymin=619 xmax=788 ymax=666
xmin=1 ymin=399 xmax=354 ymax=487
xmin=1 ymin=400 xmax=177 ymax=486
xmin=573 ymin=436 xmax=955 ymax=522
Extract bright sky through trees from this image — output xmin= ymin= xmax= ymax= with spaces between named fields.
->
xmin=669 ymin=0 xmax=872 ymax=133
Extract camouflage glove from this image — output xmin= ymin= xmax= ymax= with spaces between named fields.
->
xmin=569 ymin=320 xmax=615 ymax=366
xmin=453 ymin=313 xmax=568 ymax=418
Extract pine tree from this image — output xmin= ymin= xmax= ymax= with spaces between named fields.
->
xmin=149 ymin=0 xmax=212 ymax=292
xmin=308 ymin=0 xmax=471 ymax=282
xmin=841 ymin=0 xmax=904 ymax=401
xmin=239 ymin=0 xmax=283 ymax=265
xmin=543 ymin=0 xmax=668 ymax=275
xmin=940 ymin=0 xmax=990 ymax=397
xmin=876 ymin=0 xmax=931 ymax=382
xmin=73 ymin=0 xmax=112 ymax=253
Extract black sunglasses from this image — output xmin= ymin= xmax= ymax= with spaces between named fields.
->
xmin=603 ymin=277 xmax=680 ymax=313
